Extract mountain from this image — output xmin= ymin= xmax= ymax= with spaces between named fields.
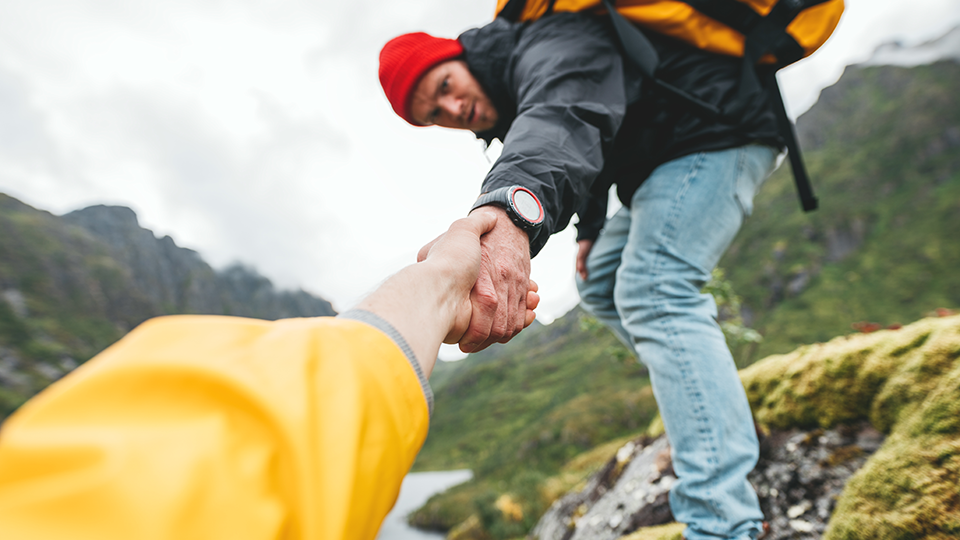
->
xmin=406 ymin=45 xmax=960 ymax=539
xmin=0 ymin=195 xmax=335 ymax=416
xmin=861 ymin=25 xmax=960 ymax=67
xmin=723 ymin=57 xmax=960 ymax=364
xmin=61 ymin=204 xmax=335 ymax=320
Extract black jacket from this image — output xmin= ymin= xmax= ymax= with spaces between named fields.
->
xmin=458 ymin=13 xmax=782 ymax=255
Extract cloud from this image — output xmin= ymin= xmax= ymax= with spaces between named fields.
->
xmin=0 ymin=66 xmax=102 ymax=211
xmin=0 ymin=70 xmax=51 ymax=160
xmin=58 ymin=81 xmax=355 ymax=297
xmin=1 ymin=0 xmax=959 ymax=321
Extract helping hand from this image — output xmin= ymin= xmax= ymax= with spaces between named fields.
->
xmin=418 ymin=207 xmax=539 ymax=352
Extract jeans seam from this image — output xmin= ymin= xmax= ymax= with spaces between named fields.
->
xmin=659 ymin=153 xmax=700 ymax=244
xmin=733 ymin=146 xmax=748 ymax=216
xmin=648 ymin=152 xmax=723 ymax=515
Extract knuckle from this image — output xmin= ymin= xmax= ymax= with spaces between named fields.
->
xmin=475 ymin=292 xmax=499 ymax=312
xmin=472 ymin=285 xmax=499 ymax=307
xmin=463 ymin=330 xmax=483 ymax=345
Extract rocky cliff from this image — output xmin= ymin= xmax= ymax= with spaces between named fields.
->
xmin=62 ymin=204 xmax=335 ymax=320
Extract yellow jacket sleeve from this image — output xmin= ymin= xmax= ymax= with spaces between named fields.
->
xmin=0 ymin=315 xmax=430 ymax=540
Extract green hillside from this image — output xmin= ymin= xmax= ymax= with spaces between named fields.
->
xmin=410 ymin=308 xmax=654 ymax=536
xmin=408 ymin=60 xmax=960 ymax=538
xmin=0 ymin=196 xmax=149 ymax=414
xmin=416 ymin=310 xmax=651 ymax=475
xmin=723 ymin=60 xmax=960 ymax=364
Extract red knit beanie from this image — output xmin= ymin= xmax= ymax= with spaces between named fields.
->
xmin=379 ymin=32 xmax=464 ymax=125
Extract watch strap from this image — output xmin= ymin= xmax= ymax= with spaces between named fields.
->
xmin=471 ymin=186 xmax=545 ymax=239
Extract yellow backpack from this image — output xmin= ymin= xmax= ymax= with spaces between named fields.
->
xmin=497 ymin=0 xmax=843 ymax=65
xmin=495 ymin=0 xmax=846 ymax=212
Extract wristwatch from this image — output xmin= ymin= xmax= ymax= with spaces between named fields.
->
xmin=470 ymin=186 xmax=545 ymax=237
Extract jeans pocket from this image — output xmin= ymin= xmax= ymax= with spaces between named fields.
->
xmin=734 ymin=145 xmax=779 ymax=217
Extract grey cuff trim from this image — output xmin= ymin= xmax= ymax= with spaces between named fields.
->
xmin=337 ymin=309 xmax=434 ymax=416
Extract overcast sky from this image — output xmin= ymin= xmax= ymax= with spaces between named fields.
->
xmin=1 ymin=0 xmax=959 ymax=358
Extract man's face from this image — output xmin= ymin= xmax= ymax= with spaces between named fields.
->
xmin=409 ymin=60 xmax=499 ymax=132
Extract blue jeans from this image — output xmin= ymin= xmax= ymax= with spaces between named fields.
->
xmin=576 ymin=145 xmax=777 ymax=540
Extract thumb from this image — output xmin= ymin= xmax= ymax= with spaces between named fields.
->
xmin=431 ymin=210 xmax=499 ymax=256
xmin=463 ymin=207 xmax=498 ymax=237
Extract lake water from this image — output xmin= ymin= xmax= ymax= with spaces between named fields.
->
xmin=377 ymin=469 xmax=473 ymax=540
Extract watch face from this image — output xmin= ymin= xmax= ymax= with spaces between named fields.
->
xmin=511 ymin=188 xmax=543 ymax=224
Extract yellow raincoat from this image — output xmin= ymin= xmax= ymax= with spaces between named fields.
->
xmin=0 ymin=314 xmax=431 ymax=540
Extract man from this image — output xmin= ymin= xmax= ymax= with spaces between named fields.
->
xmin=379 ymin=11 xmax=781 ymax=540
xmin=0 ymin=212 xmax=538 ymax=540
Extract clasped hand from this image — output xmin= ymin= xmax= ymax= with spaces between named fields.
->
xmin=419 ymin=206 xmax=539 ymax=353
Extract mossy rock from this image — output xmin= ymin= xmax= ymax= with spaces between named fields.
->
xmin=825 ymin=355 xmax=960 ymax=538
xmin=539 ymin=433 xmax=638 ymax=502
xmin=739 ymin=314 xmax=960 ymax=539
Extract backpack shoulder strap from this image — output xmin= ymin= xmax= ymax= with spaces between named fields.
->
xmin=498 ymin=0 xmax=529 ymax=22
xmin=498 ymin=0 xmax=559 ymax=22
xmin=601 ymin=0 xmax=727 ymax=121
xmin=762 ymin=68 xmax=819 ymax=211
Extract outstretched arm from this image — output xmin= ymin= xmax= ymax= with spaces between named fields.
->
xmin=432 ymin=17 xmax=628 ymax=351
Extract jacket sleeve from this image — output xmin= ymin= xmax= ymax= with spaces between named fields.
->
xmin=0 ymin=315 xmax=430 ymax=540
xmin=480 ymin=15 xmax=629 ymax=257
